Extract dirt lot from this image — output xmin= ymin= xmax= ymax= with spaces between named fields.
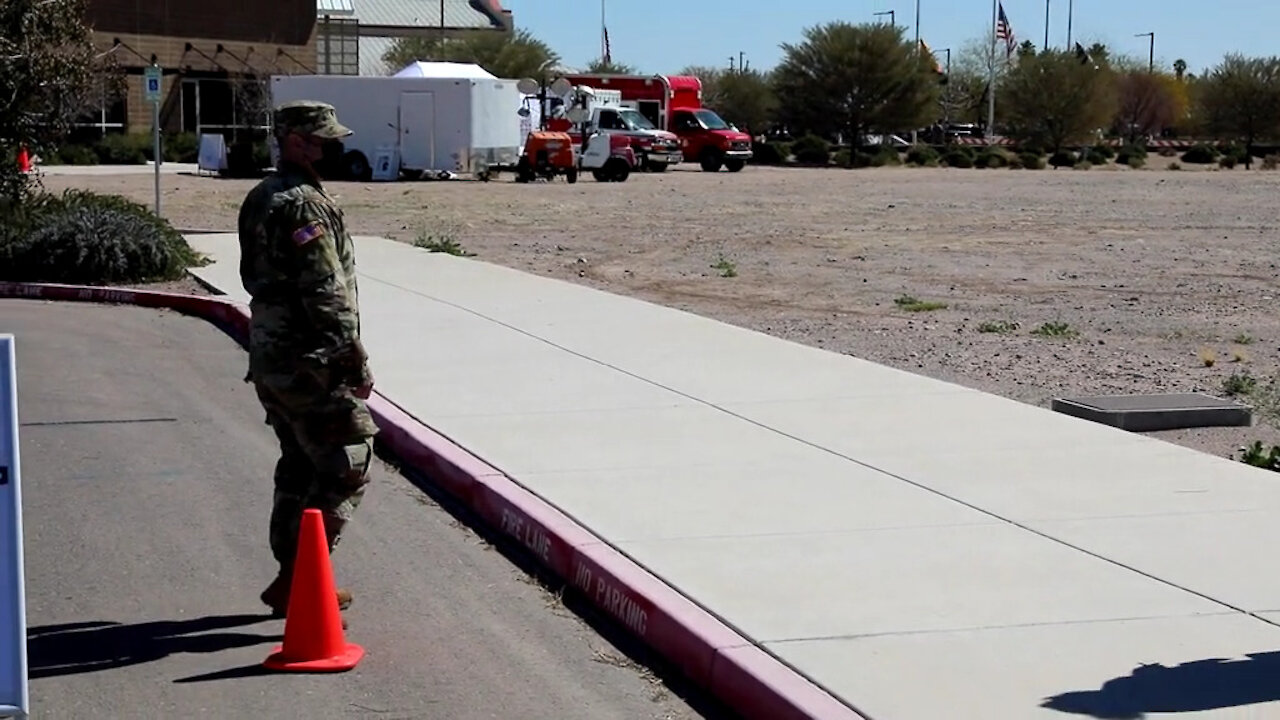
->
xmin=34 ymin=161 xmax=1280 ymax=460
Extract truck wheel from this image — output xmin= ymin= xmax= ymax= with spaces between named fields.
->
xmin=592 ymin=169 xmax=609 ymax=182
xmin=516 ymin=157 xmax=534 ymax=183
xmin=345 ymin=151 xmax=371 ymax=181
xmin=565 ymin=168 xmax=578 ymax=184
xmin=725 ymin=159 xmax=746 ymax=172
xmin=607 ymin=158 xmax=630 ymax=182
xmin=699 ymin=149 xmax=723 ymax=172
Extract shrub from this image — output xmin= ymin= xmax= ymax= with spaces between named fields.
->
xmin=0 ymin=190 xmax=205 ymax=284
xmin=1181 ymin=144 xmax=1218 ymax=164
xmin=1126 ymin=155 xmax=1146 ymax=169
xmin=905 ymin=145 xmax=940 ymax=166
xmin=751 ymin=141 xmax=790 ymax=165
xmin=1019 ymin=152 xmax=1046 ymax=169
xmin=94 ymin=133 xmax=151 ymax=164
xmin=1085 ymin=148 xmax=1110 ymax=165
xmin=790 ymin=134 xmax=831 ymax=165
xmin=1049 ymin=151 xmax=1076 ymax=168
xmin=164 ymin=132 xmax=201 ymax=163
xmin=1115 ymin=144 xmax=1147 ymax=165
xmin=975 ymin=150 xmax=1007 ymax=168
xmin=832 ymin=148 xmax=852 ymax=167
xmin=1264 ymin=154 xmax=1280 ymax=171
xmin=1220 ymin=155 xmax=1238 ymax=169
xmin=1091 ymin=144 xmax=1116 ymax=159
xmin=50 ymin=144 xmax=99 ymax=165
xmin=873 ymin=147 xmax=902 ymax=166
xmin=941 ymin=150 xmax=973 ymax=168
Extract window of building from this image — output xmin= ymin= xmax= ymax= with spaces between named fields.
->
xmin=317 ymin=17 xmax=359 ymax=75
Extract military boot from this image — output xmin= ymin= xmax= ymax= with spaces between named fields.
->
xmin=259 ymin=570 xmax=353 ymax=617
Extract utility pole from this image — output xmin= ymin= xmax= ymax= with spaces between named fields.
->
xmin=874 ymin=9 xmax=895 ymax=26
xmin=1135 ymin=31 xmax=1154 ymax=72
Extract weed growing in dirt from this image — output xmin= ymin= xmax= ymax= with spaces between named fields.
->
xmin=1223 ymin=372 xmax=1257 ymax=397
xmin=1239 ymin=441 xmax=1280 ymax=471
xmin=414 ymin=220 xmax=473 ymax=257
xmin=711 ymin=256 xmax=737 ymax=277
xmin=1234 ymin=333 xmax=1255 ymax=345
xmin=1198 ymin=346 xmax=1217 ymax=367
xmin=1030 ymin=321 xmax=1078 ymax=338
xmin=894 ymin=294 xmax=947 ymax=312
xmin=977 ymin=320 xmax=1020 ymax=334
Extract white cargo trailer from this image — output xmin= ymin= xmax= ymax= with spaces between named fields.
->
xmin=269 ymin=74 xmax=522 ymax=180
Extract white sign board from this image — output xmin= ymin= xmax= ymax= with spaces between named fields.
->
xmin=197 ymin=133 xmax=227 ymax=175
xmin=144 ymin=66 xmax=162 ymax=104
xmin=0 ymin=336 xmax=27 ymax=720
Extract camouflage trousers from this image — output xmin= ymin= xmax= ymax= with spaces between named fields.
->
xmin=254 ymin=379 xmax=376 ymax=571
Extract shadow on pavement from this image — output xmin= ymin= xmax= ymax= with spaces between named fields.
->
xmin=27 ymin=614 xmax=280 ymax=679
xmin=1042 ymin=651 xmax=1280 ymax=719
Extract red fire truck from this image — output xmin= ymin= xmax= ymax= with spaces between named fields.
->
xmin=558 ymin=73 xmax=753 ymax=172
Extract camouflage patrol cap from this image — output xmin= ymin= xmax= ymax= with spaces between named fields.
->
xmin=273 ymin=100 xmax=353 ymax=139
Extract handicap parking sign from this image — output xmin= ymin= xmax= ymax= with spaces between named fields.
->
xmin=144 ymin=66 xmax=161 ymax=103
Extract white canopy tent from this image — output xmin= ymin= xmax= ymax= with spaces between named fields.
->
xmin=391 ymin=61 xmax=497 ymax=79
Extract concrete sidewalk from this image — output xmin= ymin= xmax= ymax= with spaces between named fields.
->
xmin=186 ymin=232 xmax=1280 ymax=719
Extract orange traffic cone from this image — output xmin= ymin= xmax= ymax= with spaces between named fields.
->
xmin=262 ymin=509 xmax=364 ymax=672
xmin=16 ymin=146 xmax=31 ymax=173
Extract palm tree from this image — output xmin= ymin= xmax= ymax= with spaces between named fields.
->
xmin=1174 ymin=58 xmax=1187 ymax=81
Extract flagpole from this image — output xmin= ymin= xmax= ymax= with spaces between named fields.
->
xmin=987 ymin=0 xmax=997 ymax=138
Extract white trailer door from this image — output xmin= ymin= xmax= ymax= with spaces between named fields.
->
xmin=399 ymin=92 xmax=435 ymax=170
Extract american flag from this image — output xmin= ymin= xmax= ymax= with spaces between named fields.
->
xmin=995 ymin=3 xmax=1015 ymax=59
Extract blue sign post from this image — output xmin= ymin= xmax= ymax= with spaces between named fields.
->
xmin=0 ymin=336 xmax=28 ymax=720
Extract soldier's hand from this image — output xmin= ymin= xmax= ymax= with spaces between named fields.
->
xmin=353 ymin=380 xmax=373 ymax=399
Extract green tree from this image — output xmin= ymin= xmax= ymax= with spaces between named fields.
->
xmin=1195 ymin=54 xmax=1280 ymax=155
xmin=584 ymin=58 xmax=635 ymax=74
xmin=0 ymin=0 xmax=103 ymax=201
xmin=680 ymin=65 xmax=776 ymax=135
xmin=383 ymin=29 xmax=560 ymax=82
xmin=998 ymin=48 xmax=1118 ymax=151
xmin=772 ymin=21 xmax=939 ymax=148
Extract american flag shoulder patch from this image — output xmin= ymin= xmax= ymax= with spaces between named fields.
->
xmin=292 ymin=222 xmax=325 ymax=245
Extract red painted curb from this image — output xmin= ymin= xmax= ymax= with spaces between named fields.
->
xmin=1 ymin=281 xmax=867 ymax=720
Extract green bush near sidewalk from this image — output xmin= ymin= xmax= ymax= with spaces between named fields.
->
xmin=0 ymin=189 xmax=206 ymax=284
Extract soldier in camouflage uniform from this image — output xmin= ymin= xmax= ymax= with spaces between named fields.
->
xmin=236 ymin=100 xmax=379 ymax=617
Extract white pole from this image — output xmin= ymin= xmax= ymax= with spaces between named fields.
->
xmin=987 ymin=0 xmax=997 ymax=138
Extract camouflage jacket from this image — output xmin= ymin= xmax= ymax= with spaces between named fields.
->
xmin=236 ymin=162 xmax=373 ymax=396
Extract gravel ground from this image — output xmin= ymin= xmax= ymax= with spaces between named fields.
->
xmin=35 ymin=160 xmax=1280 ymax=460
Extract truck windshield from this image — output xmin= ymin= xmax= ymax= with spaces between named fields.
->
xmin=694 ymin=109 xmax=731 ymax=130
xmin=618 ymin=109 xmax=657 ymax=130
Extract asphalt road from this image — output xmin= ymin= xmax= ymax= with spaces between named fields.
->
xmin=4 ymin=299 xmax=728 ymax=719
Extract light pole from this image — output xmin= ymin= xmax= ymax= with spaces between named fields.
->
xmin=1044 ymin=0 xmax=1049 ymax=51
xmin=874 ymin=10 xmax=895 ymax=26
xmin=942 ymin=48 xmax=951 ymax=124
xmin=1135 ymin=31 xmax=1154 ymax=72
xmin=1066 ymin=0 xmax=1073 ymax=50
xmin=914 ymin=0 xmax=920 ymax=49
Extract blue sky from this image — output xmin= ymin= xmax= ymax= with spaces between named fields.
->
xmin=503 ymin=0 xmax=1272 ymax=77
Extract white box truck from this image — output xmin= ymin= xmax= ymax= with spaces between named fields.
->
xmin=269 ymin=74 xmax=522 ymax=181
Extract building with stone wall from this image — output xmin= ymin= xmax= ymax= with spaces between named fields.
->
xmin=80 ymin=0 xmax=512 ymax=139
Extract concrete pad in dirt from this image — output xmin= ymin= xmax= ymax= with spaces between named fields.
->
xmin=6 ymin=300 xmax=718 ymax=719
xmin=184 ymin=232 xmax=1280 ymax=718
